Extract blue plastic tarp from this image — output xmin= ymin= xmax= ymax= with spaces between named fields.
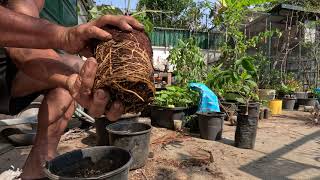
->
xmin=189 ymin=83 xmax=220 ymax=113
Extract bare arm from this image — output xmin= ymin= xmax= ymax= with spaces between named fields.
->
xmin=0 ymin=5 xmax=65 ymax=50
xmin=1 ymin=0 xmax=144 ymax=54
xmin=6 ymin=0 xmax=79 ymax=89
xmin=6 ymin=0 xmax=125 ymax=119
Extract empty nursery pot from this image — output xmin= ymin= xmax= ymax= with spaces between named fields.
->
xmin=283 ymin=98 xmax=296 ymax=111
xmin=197 ymin=112 xmax=226 ymax=141
xmin=106 ymin=122 xmax=151 ymax=170
xmin=44 ymin=146 xmax=132 ymax=180
xmin=235 ymin=103 xmax=260 ymax=149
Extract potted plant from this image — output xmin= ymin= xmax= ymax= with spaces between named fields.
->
xmin=226 ymin=57 xmax=260 ymax=149
xmin=151 ymin=86 xmax=199 ymax=129
xmin=277 ymin=84 xmax=296 ymax=111
xmin=206 ymin=64 xmax=238 ymax=125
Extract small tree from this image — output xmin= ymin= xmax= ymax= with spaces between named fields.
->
xmin=168 ymin=38 xmax=207 ymax=85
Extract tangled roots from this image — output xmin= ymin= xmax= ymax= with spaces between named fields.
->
xmin=93 ymin=27 xmax=155 ymax=113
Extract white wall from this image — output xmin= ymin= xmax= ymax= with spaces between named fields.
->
xmin=152 ymin=46 xmax=221 ymax=71
xmin=78 ymin=0 xmax=91 ymax=24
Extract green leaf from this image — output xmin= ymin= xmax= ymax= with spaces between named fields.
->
xmin=241 ymin=57 xmax=256 ymax=72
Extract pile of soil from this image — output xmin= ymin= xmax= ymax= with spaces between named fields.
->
xmin=91 ymin=26 xmax=155 ymax=113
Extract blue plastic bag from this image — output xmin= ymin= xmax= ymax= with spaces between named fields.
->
xmin=189 ymin=83 xmax=220 ymax=113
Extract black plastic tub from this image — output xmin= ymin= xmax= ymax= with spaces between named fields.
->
xmin=106 ymin=122 xmax=151 ymax=170
xmin=283 ymin=98 xmax=296 ymax=111
xmin=184 ymin=105 xmax=199 ymax=116
xmin=197 ymin=112 xmax=226 ymax=141
xmin=295 ymin=98 xmax=318 ymax=109
xmin=220 ymin=102 xmax=237 ymax=113
xmin=235 ymin=103 xmax=260 ymax=149
xmin=150 ymin=106 xmax=186 ymax=129
xmin=44 ymin=146 xmax=132 ymax=180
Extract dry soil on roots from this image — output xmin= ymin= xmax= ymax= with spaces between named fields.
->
xmin=92 ymin=27 xmax=155 ymax=113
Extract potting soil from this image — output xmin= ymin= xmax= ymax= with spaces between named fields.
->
xmin=57 ymin=157 xmax=118 ymax=178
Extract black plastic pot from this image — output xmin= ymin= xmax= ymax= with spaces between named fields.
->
xmin=235 ymin=103 xmax=260 ymax=149
xmin=150 ymin=106 xmax=186 ymax=129
xmin=305 ymin=98 xmax=318 ymax=106
xmin=140 ymin=105 xmax=151 ymax=117
xmin=295 ymin=98 xmax=318 ymax=109
xmin=185 ymin=115 xmax=199 ymax=133
xmin=220 ymin=102 xmax=237 ymax=113
xmin=95 ymin=118 xmax=114 ymax=146
xmin=184 ymin=105 xmax=199 ymax=116
xmin=283 ymin=98 xmax=296 ymax=111
xmin=106 ymin=122 xmax=151 ymax=170
xmin=264 ymin=108 xmax=270 ymax=119
xmin=295 ymin=92 xmax=308 ymax=99
xmin=259 ymin=109 xmax=264 ymax=120
xmin=44 ymin=146 xmax=132 ymax=180
xmin=197 ymin=112 xmax=226 ymax=141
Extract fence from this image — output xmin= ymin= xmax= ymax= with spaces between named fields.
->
xmin=150 ymin=27 xmax=224 ymax=50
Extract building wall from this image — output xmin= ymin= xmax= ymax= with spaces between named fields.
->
xmin=152 ymin=46 xmax=221 ymax=72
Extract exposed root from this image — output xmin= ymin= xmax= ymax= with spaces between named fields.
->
xmin=93 ymin=28 xmax=155 ymax=113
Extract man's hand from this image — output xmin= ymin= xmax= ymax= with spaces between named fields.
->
xmin=66 ymin=58 xmax=124 ymax=121
xmin=61 ymin=15 xmax=144 ymax=55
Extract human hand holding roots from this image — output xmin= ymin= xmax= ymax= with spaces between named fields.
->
xmin=91 ymin=26 xmax=155 ymax=113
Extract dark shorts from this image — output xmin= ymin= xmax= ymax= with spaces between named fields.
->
xmin=0 ymin=51 xmax=41 ymax=115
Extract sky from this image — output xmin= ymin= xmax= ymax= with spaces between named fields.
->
xmin=95 ymin=0 xmax=216 ymax=10
xmin=95 ymin=0 xmax=140 ymax=10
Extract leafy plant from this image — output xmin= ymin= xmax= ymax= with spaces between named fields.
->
xmin=206 ymin=56 xmax=259 ymax=114
xmin=154 ymin=86 xmax=199 ymax=108
xmin=88 ymin=5 xmax=154 ymax=35
xmin=88 ymin=5 xmax=123 ymax=20
xmin=168 ymin=38 xmax=207 ymax=85
xmin=276 ymin=73 xmax=301 ymax=96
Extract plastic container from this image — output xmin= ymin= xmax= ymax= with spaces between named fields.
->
xmin=197 ymin=112 xmax=225 ymax=141
xmin=295 ymin=92 xmax=308 ymax=99
xmin=259 ymin=109 xmax=265 ymax=120
xmin=295 ymin=98 xmax=318 ymax=109
xmin=283 ymin=98 xmax=296 ymax=111
xmin=264 ymin=108 xmax=270 ymax=119
xmin=269 ymin=100 xmax=283 ymax=115
xmin=235 ymin=103 xmax=260 ymax=149
xmin=150 ymin=106 xmax=186 ymax=129
xmin=44 ymin=146 xmax=132 ymax=180
xmin=106 ymin=122 xmax=151 ymax=170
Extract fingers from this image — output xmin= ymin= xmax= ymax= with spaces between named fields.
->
xmin=78 ymin=57 xmax=97 ymax=96
xmin=124 ymin=16 xmax=144 ymax=30
xmin=93 ymin=15 xmax=144 ymax=31
xmin=105 ymin=101 xmax=125 ymax=121
xmin=88 ymin=89 xmax=110 ymax=118
xmin=84 ymin=26 xmax=112 ymax=41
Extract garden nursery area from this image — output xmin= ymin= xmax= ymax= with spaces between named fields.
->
xmin=1 ymin=0 xmax=320 ymax=180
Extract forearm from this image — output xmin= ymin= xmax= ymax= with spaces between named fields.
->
xmin=7 ymin=48 xmax=80 ymax=89
xmin=0 ymin=5 xmax=65 ymax=49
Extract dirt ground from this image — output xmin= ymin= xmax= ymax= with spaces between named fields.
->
xmin=0 ymin=111 xmax=319 ymax=180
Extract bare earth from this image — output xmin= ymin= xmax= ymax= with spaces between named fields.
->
xmin=0 ymin=111 xmax=319 ymax=180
